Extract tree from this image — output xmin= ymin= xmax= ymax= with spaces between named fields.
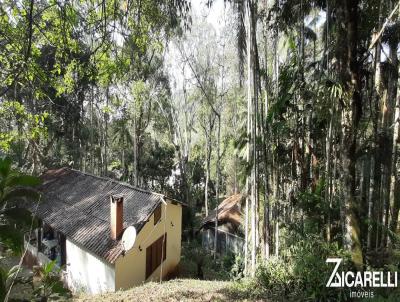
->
xmin=335 ymin=0 xmax=364 ymax=269
xmin=0 ymin=157 xmax=41 ymax=252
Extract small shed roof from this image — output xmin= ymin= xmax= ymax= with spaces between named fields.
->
xmin=201 ymin=194 xmax=244 ymax=229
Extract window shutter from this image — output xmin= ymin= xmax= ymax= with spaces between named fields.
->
xmin=163 ymin=233 xmax=167 ymax=261
xmin=154 ymin=205 xmax=161 ymax=225
xmin=145 ymin=233 xmax=167 ymax=279
xmin=146 ymin=245 xmax=152 ymax=279
xmin=152 ymin=242 xmax=157 ymax=273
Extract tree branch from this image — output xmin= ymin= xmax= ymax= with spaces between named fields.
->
xmin=368 ymin=3 xmax=400 ymax=50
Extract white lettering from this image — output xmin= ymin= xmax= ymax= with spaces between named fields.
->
xmin=326 ymin=258 xmax=342 ymax=287
xmin=373 ymin=271 xmax=380 ymax=287
xmin=364 ymin=271 xmax=372 ymax=287
xmin=326 ymin=258 xmax=398 ymax=289
xmin=381 ymin=272 xmax=387 ymax=287
xmin=354 ymin=272 xmax=363 ymax=287
xmin=345 ymin=272 xmax=355 ymax=287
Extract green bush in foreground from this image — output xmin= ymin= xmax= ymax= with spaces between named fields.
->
xmin=232 ymin=235 xmax=351 ymax=301
xmin=230 ymin=234 xmax=400 ymax=301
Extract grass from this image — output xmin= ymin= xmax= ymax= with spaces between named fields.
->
xmin=2 ymin=242 xmax=267 ymax=301
xmin=74 ymin=278 xmax=268 ymax=302
xmin=74 ymin=243 xmax=265 ymax=301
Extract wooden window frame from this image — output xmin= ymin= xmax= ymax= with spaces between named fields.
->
xmin=154 ymin=204 xmax=161 ymax=225
xmin=146 ymin=233 xmax=167 ymax=279
xmin=59 ymin=233 xmax=66 ymax=266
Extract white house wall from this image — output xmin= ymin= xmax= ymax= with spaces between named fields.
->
xmin=66 ymin=238 xmax=115 ymax=294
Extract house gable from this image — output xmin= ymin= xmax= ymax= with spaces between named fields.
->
xmin=114 ymin=201 xmax=182 ymax=290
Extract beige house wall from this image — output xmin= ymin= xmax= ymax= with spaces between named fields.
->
xmin=114 ymin=201 xmax=182 ymax=290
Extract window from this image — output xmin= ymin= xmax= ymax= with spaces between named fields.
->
xmin=154 ymin=204 xmax=161 ymax=225
xmin=146 ymin=233 xmax=167 ymax=279
xmin=58 ymin=233 xmax=66 ymax=266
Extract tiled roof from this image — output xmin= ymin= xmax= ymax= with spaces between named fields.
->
xmin=30 ymin=168 xmax=166 ymax=263
xmin=201 ymin=194 xmax=243 ymax=228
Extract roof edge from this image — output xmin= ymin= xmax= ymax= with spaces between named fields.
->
xmin=44 ymin=167 xmax=167 ymax=199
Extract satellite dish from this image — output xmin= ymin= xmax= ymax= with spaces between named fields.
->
xmin=122 ymin=226 xmax=136 ymax=252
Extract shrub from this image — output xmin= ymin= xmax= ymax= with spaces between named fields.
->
xmin=255 ymin=256 xmax=295 ymax=296
xmin=253 ymin=234 xmax=351 ymax=301
xmin=180 ymin=241 xmax=230 ymax=280
xmin=32 ymin=261 xmax=70 ymax=301
xmin=222 ymin=252 xmax=244 ymax=281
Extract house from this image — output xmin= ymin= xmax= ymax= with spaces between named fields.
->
xmin=22 ymin=168 xmax=183 ymax=294
xmin=200 ymin=194 xmax=244 ymax=255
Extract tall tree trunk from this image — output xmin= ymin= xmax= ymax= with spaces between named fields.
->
xmin=104 ymin=86 xmax=109 ymax=176
xmin=274 ymin=160 xmax=280 ymax=257
xmin=205 ymin=134 xmax=211 ymax=217
xmin=388 ymin=26 xmax=400 ymax=242
xmin=245 ymin=0 xmax=254 ymax=275
xmin=368 ymin=4 xmax=384 ymax=248
xmin=214 ymin=115 xmax=221 ymax=259
xmin=326 ymin=104 xmax=335 ymax=242
xmin=244 ymin=182 xmax=249 ymax=275
xmin=367 ymin=153 xmax=376 ymax=249
xmin=336 ymin=0 xmax=364 ymax=269
xmin=379 ymin=34 xmax=397 ymax=246
xmin=246 ymin=0 xmax=259 ymax=276
xmin=261 ymin=4 xmax=270 ymax=259
xmin=90 ymin=86 xmax=94 ymax=173
xmin=133 ymin=112 xmax=138 ymax=186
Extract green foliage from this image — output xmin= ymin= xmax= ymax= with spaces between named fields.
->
xmin=369 ymin=289 xmax=400 ymax=302
xmin=140 ymin=140 xmax=175 ymax=191
xmin=0 ymin=225 xmax=24 ymax=254
xmin=234 ymin=235 xmax=351 ymax=301
xmin=32 ymin=260 xmax=70 ymax=300
xmin=222 ymin=252 xmax=245 ymax=281
xmin=2 ymin=1 xmax=399 ymax=300
xmin=267 ymin=58 xmax=298 ymax=124
xmin=0 ymin=0 xmax=190 ymax=173
xmin=0 ymin=157 xmax=41 ymax=253
xmin=287 ymin=235 xmax=350 ymax=301
xmin=0 ymin=157 xmax=41 ymax=204
xmin=180 ymin=241 xmax=231 ymax=281
xmin=255 ymin=257 xmax=294 ymax=296
xmin=0 ymin=264 xmax=20 ymax=301
xmin=0 ymin=101 xmax=48 ymax=153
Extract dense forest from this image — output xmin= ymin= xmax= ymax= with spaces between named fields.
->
xmin=1 ymin=0 xmax=400 ymax=300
